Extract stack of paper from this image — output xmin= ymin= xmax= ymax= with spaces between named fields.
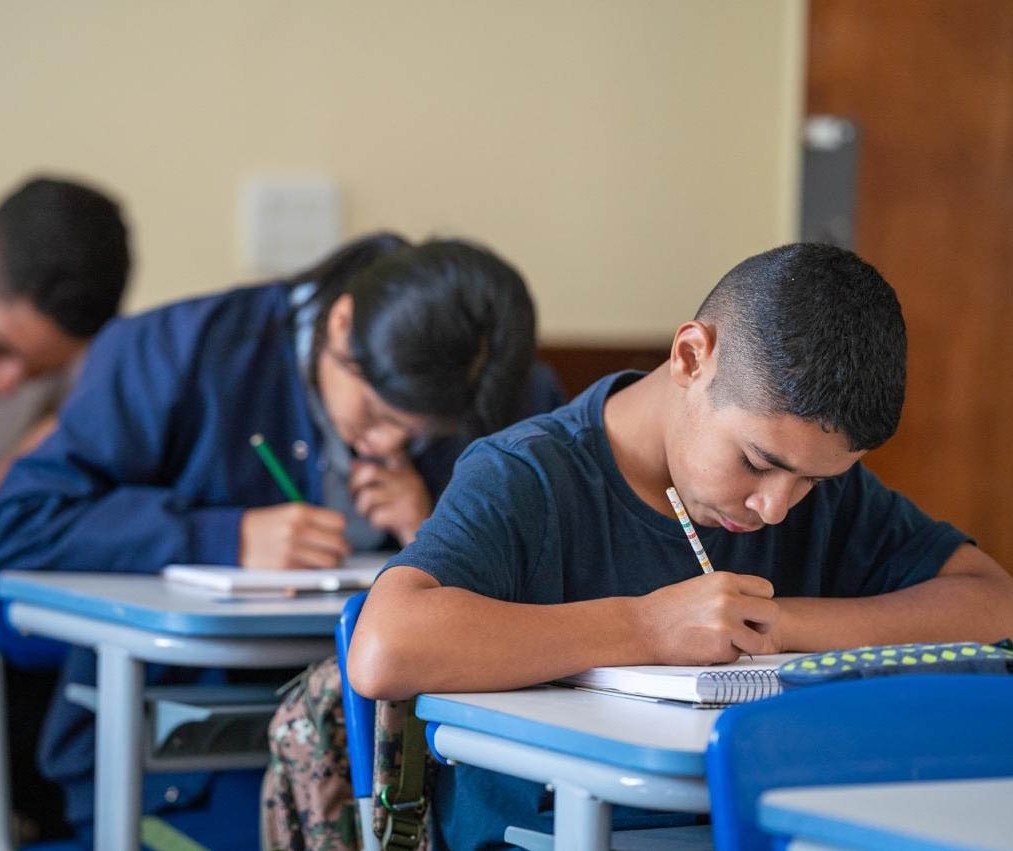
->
xmin=163 ymin=552 xmax=390 ymax=594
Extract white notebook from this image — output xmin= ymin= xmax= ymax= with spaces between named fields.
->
xmin=557 ymin=653 xmax=803 ymax=706
xmin=163 ymin=552 xmax=390 ymax=594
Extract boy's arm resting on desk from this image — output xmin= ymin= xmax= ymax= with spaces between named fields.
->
xmin=350 ymin=545 xmax=1013 ymax=701
xmin=349 ymin=564 xmax=781 ymax=700
xmin=776 ymin=543 xmax=1013 ymax=651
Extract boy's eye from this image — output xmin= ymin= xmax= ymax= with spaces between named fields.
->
xmin=742 ymin=454 xmax=826 ymax=488
xmin=740 ymin=455 xmax=770 ymax=476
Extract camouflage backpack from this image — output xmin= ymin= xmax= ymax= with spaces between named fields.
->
xmin=263 ymin=658 xmax=434 ymax=851
xmin=372 ymin=698 xmax=436 ymax=849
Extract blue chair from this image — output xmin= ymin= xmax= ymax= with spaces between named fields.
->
xmin=335 ymin=591 xmax=381 ymax=851
xmin=705 ymin=674 xmax=1013 ymax=851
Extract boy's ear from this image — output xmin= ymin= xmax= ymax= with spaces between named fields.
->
xmin=669 ymin=321 xmax=717 ymax=387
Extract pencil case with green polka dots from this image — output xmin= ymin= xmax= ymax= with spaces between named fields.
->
xmin=777 ymin=640 xmax=1013 ymax=688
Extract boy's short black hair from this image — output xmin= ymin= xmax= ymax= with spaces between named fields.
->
xmin=0 ymin=176 xmax=131 ymax=337
xmin=696 ymin=243 xmax=906 ymax=451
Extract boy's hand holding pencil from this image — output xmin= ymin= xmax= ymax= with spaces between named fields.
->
xmin=661 ymin=484 xmax=779 ymax=663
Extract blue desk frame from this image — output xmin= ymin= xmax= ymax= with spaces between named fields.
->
xmin=416 ymin=687 xmax=719 ymax=851
xmin=0 ymin=571 xmax=348 ymax=851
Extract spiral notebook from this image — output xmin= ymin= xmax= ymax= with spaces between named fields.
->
xmin=558 ymin=653 xmax=804 ymax=706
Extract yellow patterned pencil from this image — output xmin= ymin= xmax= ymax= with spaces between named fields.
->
xmin=665 ymin=485 xmax=714 ymax=574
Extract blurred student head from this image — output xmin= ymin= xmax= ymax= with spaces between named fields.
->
xmin=293 ymin=232 xmax=537 ymax=458
xmin=0 ymin=175 xmax=131 ymax=395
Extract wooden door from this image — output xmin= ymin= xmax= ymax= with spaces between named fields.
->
xmin=807 ymin=0 xmax=1013 ymax=572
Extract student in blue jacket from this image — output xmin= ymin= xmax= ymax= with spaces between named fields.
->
xmin=350 ymin=243 xmax=1013 ymax=850
xmin=0 ymin=231 xmax=562 ymax=840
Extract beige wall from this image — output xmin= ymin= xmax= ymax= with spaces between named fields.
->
xmin=0 ymin=0 xmax=804 ymax=344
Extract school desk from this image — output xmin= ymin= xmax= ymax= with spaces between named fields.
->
xmin=0 ymin=570 xmax=350 ymax=851
xmin=759 ymin=777 xmax=1013 ymax=851
xmin=415 ymin=686 xmax=718 ymax=851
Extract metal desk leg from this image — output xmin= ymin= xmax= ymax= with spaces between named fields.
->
xmin=96 ymin=644 xmax=144 ymax=851
xmin=553 ymin=780 xmax=611 ymax=851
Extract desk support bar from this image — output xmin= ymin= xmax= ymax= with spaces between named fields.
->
xmin=554 ymin=780 xmax=612 ymax=851
xmin=431 ymin=726 xmax=710 ymax=813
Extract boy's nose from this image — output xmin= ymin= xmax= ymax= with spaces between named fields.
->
xmin=745 ymin=481 xmax=793 ymax=526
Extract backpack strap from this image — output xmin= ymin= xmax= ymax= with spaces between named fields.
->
xmin=373 ymin=697 xmax=430 ymax=850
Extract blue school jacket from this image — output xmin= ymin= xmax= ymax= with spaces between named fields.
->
xmin=0 ymin=281 xmax=563 ymax=826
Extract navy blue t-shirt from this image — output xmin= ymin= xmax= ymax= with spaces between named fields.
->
xmin=392 ymin=371 xmax=970 ymax=849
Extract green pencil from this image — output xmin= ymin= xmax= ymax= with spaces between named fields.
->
xmin=250 ymin=433 xmax=305 ymax=502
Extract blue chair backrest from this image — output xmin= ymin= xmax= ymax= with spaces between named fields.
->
xmin=705 ymin=674 xmax=1013 ymax=851
xmin=335 ymin=591 xmax=374 ymax=799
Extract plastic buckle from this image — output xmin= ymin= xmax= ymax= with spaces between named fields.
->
xmin=380 ymin=803 xmax=425 ymax=849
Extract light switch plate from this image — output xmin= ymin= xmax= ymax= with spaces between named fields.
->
xmin=239 ymin=177 xmax=342 ymax=277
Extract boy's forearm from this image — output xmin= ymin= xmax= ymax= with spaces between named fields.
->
xmin=349 ymin=571 xmax=644 ymax=700
xmin=778 ymin=550 xmax=1013 ymax=651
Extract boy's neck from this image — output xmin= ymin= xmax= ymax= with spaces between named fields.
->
xmin=603 ymin=367 xmax=680 ymax=516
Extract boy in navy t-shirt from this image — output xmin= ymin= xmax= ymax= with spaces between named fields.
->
xmin=350 ymin=243 xmax=1013 ymax=849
